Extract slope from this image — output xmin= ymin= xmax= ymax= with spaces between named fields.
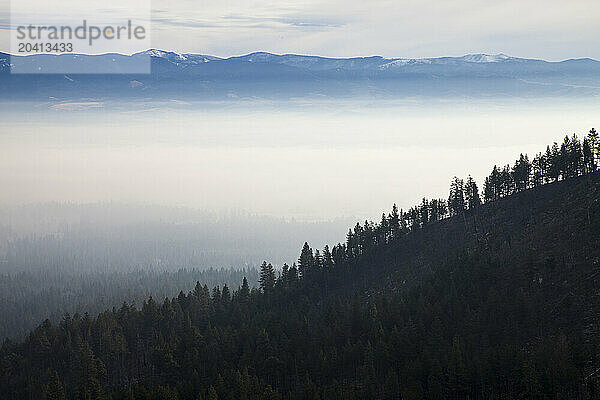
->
xmin=1 ymin=173 xmax=599 ymax=399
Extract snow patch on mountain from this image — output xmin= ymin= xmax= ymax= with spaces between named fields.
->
xmin=139 ymin=49 xmax=221 ymax=65
xmin=379 ymin=58 xmax=433 ymax=68
xmin=0 ymin=52 xmax=10 ymax=71
xmin=459 ymin=53 xmax=512 ymax=63
xmin=379 ymin=53 xmax=521 ymax=69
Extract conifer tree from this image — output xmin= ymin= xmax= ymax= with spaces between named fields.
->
xmin=531 ymin=153 xmax=545 ymax=186
xmin=512 ymin=153 xmax=531 ymax=191
xmin=587 ymin=128 xmax=598 ymax=170
xmin=388 ymin=204 xmax=400 ymax=239
xmin=464 ymin=175 xmax=481 ymax=209
xmin=448 ymin=177 xmax=466 ymax=215
xmin=583 ymin=138 xmax=595 ymax=174
xmin=332 ymin=244 xmax=346 ymax=266
xmin=239 ymin=277 xmax=250 ymax=302
xmin=313 ymin=249 xmax=323 ymax=271
xmin=221 ymin=284 xmax=231 ymax=303
xmin=548 ymin=143 xmax=561 ymax=181
xmin=298 ymin=242 xmax=314 ymax=279
xmin=420 ymin=198 xmax=430 ymax=225
xmin=483 ymin=166 xmax=500 ymax=202
xmin=288 ymin=263 xmax=299 ymax=282
xmin=500 ymin=165 xmax=513 ymax=196
xmin=379 ymin=213 xmax=389 ymax=244
xmin=322 ymin=245 xmax=333 ymax=269
xmin=281 ymin=263 xmax=290 ymax=282
xmin=564 ymin=134 xmax=582 ymax=178
xmin=259 ymin=262 xmax=276 ymax=292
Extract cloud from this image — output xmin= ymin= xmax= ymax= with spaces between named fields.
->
xmin=222 ymin=14 xmax=346 ymax=29
xmin=151 ymin=13 xmax=346 ymax=31
xmin=1 ymin=0 xmax=599 ymax=60
xmin=152 ymin=17 xmax=221 ymax=29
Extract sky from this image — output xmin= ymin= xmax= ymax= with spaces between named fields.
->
xmin=0 ymin=0 xmax=599 ymax=59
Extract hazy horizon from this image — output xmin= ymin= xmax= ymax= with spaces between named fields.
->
xmin=2 ymin=98 xmax=598 ymax=222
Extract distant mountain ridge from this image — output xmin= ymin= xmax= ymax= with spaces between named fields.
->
xmin=1 ymin=50 xmax=600 ymax=100
xmin=128 ymin=49 xmax=599 ymax=66
xmin=3 ymin=49 xmax=598 ymax=75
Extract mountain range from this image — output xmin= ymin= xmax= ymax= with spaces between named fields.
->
xmin=2 ymin=50 xmax=600 ymax=100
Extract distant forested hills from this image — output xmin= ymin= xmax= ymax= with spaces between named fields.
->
xmin=1 ymin=129 xmax=600 ymax=399
xmin=0 ymin=207 xmax=346 ymax=341
xmin=0 ymin=268 xmax=258 ymax=341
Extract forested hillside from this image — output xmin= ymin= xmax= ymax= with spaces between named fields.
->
xmin=1 ymin=129 xmax=600 ymax=399
xmin=0 ymin=268 xmax=258 ymax=340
